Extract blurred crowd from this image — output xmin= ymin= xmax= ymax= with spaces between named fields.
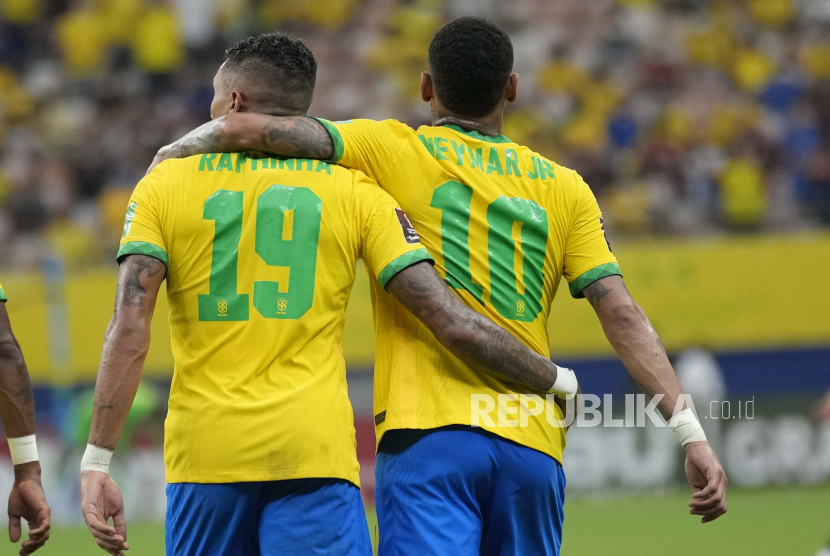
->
xmin=1 ymin=0 xmax=829 ymax=269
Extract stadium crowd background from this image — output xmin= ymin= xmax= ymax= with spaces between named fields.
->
xmin=0 ymin=0 xmax=829 ymax=270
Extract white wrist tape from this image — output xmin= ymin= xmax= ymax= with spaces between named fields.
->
xmin=7 ymin=435 xmax=38 ymax=465
xmin=81 ymin=444 xmax=114 ymax=474
xmin=669 ymin=408 xmax=708 ymax=446
xmin=548 ymin=365 xmax=579 ymax=398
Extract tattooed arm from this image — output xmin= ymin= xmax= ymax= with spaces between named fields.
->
xmin=88 ymin=255 xmax=166 ymax=450
xmin=584 ymin=274 xmax=728 ymax=523
xmin=0 ymin=303 xmax=51 ymax=555
xmin=81 ymin=255 xmax=165 ymax=556
xmin=386 ymin=261 xmax=560 ymax=393
xmin=149 ymin=114 xmax=333 ymax=172
xmin=0 ymin=304 xmax=35 ymax=442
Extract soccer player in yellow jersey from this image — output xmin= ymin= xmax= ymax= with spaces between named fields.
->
xmin=156 ymin=19 xmax=729 ymax=555
xmin=78 ymin=34 xmax=573 ymax=556
xmin=0 ymin=282 xmax=51 ymax=555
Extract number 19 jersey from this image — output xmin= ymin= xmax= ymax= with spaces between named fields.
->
xmin=315 ymin=119 xmax=621 ymax=463
xmin=119 ymin=154 xmax=431 ymax=485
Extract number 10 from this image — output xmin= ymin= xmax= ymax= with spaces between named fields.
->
xmin=430 ymin=180 xmax=548 ymax=323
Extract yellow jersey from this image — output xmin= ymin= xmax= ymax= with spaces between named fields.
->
xmin=0 ymin=280 xmax=5 ymax=301
xmin=118 ymin=153 xmax=431 ymax=485
xmin=315 ymin=119 xmax=620 ymax=463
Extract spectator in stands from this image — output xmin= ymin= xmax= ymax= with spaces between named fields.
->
xmin=0 ymin=0 xmax=829 ymax=268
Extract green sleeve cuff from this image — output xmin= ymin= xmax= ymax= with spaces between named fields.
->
xmin=378 ymin=248 xmax=434 ymax=290
xmin=568 ymin=262 xmax=622 ymax=298
xmin=117 ymin=241 xmax=169 ymax=266
xmin=311 ymin=118 xmax=345 ymax=163
xmin=0 ymin=287 xmax=6 ymax=302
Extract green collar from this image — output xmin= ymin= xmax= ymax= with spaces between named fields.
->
xmin=441 ymin=124 xmax=513 ymax=144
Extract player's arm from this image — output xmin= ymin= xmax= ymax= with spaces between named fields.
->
xmin=150 ymin=113 xmax=333 ymax=171
xmin=386 ymin=262 xmax=574 ymax=394
xmin=80 ymin=255 xmax=166 ymax=556
xmin=0 ymin=304 xmax=50 ymax=555
xmin=818 ymin=389 xmax=830 ymax=422
xmin=583 ymin=275 xmax=727 ymax=523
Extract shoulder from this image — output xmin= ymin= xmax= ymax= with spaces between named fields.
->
xmin=550 ymin=161 xmax=585 ymax=190
xmin=333 ymin=165 xmax=385 ymax=196
xmin=514 ymin=146 xmax=586 ymax=190
xmin=332 ymin=118 xmax=416 ymax=139
xmin=335 ymin=167 xmax=401 ymax=216
xmin=142 ymin=157 xmax=194 ymax=187
xmin=328 ymin=166 xmax=399 ymax=229
xmin=151 ymin=156 xmax=195 ymax=175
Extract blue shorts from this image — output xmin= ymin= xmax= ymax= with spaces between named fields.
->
xmin=375 ymin=426 xmax=566 ymax=556
xmin=165 ymin=478 xmax=371 ymax=556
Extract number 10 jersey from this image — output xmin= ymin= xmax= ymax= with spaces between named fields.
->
xmin=119 ymin=154 xmax=430 ymax=485
xmin=316 ymin=119 xmax=621 ymax=464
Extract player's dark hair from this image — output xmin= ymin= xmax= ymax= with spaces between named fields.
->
xmin=224 ymin=33 xmax=317 ymax=114
xmin=428 ymin=17 xmax=513 ymax=118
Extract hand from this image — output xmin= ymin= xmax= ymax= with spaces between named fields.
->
xmin=80 ymin=471 xmax=129 ymax=555
xmin=146 ymin=147 xmax=172 ymax=175
xmin=817 ymin=390 xmax=830 ymax=422
xmin=684 ymin=441 xmax=728 ymax=523
xmin=8 ymin=462 xmax=50 ymax=555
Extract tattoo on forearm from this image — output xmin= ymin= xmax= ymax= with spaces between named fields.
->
xmin=120 ymin=256 xmax=165 ymax=307
xmin=463 ymin=321 xmax=556 ymax=392
xmin=161 ymin=118 xmax=227 ymax=160
xmin=387 ymin=263 xmax=556 ymax=392
xmin=160 ymin=115 xmax=334 ymax=164
xmin=259 ymin=117 xmax=334 ymax=159
xmin=93 ymin=392 xmax=115 ymax=435
xmin=584 ymin=279 xmax=613 ymax=308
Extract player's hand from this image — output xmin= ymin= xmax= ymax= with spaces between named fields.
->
xmin=147 ymin=148 xmax=171 ymax=175
xmin=80 ymin=470 xmax=129 ymax=555
xmin=8 ymin=462 xmax=51 ymax=555
xmin=684 ymin=440 xmax=728 ymax=523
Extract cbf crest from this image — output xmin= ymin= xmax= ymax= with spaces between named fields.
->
xmin=122 ymin=202 xmax=137 ymax=238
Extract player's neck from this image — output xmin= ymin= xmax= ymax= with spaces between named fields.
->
xmin=235 ymin=105 xmax=307 ymax=117
xmin=432 ymin=108 xmax=504 ymax=137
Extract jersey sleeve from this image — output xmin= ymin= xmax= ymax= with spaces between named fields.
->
xmin=353 ymin=174 xmax=433 ymax=289
xmin=562 ymin=172 xmax=621 ymax=298
xmin=0 ymin=280 xmax=6 ymax=302
xmin=117 ymin=164 xmax=171 ymax=265
xmin=312 ymin=118 xmax=409 ymax=183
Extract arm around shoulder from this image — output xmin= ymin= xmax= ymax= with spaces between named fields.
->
xmin=151 ymin=113 xmax=334 ymax=172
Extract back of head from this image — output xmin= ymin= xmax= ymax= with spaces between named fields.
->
xmin=223 ymin=33 xmax=317 ymax=115
xmin=428 ymin=17 xmax=514 ymax=119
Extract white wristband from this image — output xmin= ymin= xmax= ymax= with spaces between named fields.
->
xmin=81 ymin=444 xmax=114 ymax=474
xmin=548 ymin=365 xmax=579 ymax=398
xmin=669 ymin=408 xmax=708 ymax=446
xmin=8 ymin=435 xmax=38 ymax=465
